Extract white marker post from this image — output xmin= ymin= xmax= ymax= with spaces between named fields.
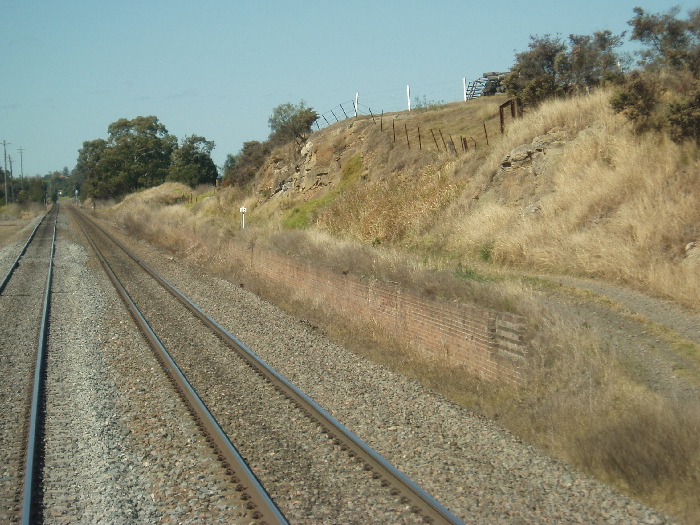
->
xmin=407 ymin=85 xmax=411 ymax=111
xmin=240 ymin=207 xmax=247 ymax=229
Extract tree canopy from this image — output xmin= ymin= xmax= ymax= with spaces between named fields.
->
xmin=267 ymin=100 xmax=318 ymax=147
xmin=77 ymin=116 xmax=217 ymax=199
xmin=167 ymin=135 xmax=218 ymax=187
xmin=506 ymin=31 xmax=625 ymax=106
xmin=610 ymin=6 xmax=700 ymax=141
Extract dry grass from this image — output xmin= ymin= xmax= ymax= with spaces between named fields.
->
xmin=440 ymin=91 xmax=700 ymax=311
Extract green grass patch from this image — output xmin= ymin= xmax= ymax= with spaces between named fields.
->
xmin=283 ymin=154 xmax=363 ymax=230
xmin=455 ymin=263 xmax=488 ymax=282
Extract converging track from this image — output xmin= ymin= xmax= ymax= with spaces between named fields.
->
xmin=68 ymin=205 xmax=462 ymax=523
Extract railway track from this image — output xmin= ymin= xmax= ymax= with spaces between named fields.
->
xmin=1 ymin=206 xmax=286 ymax=524
xmin=0 ymin=206 xmax=56 ymax=524
xmin=67 ymin=205 xmax=463 ymax=523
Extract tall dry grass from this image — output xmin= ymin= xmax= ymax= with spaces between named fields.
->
xmin=442 ymin=90 xmax=700 ymax=310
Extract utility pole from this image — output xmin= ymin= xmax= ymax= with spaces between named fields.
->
xmin=18 ymin=146 xmax=24 ymax=181
xmin=2 ymin=140 xmax=10 ymax=206
xmin=7 ymin=155 xmax=14 ymax=203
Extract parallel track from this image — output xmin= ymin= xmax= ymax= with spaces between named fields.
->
xmin=68 ymin=205 xmax=463 ymax=525
xmin=0 ymin=206 xmax=57 ymax=525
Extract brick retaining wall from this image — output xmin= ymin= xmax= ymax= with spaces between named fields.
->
xmin=241 ymin=246 xmax=526 ymax=385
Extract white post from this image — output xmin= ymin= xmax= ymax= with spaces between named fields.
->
xmin=354 ymin=93 xmax=358 ymax=117
xmin=463 ymin=78 xmax=467 ymax=101
xmin=240 ymin=207 xmax=246 ymax=229
xmin=407 ymin=85 xmax=411 ymax=111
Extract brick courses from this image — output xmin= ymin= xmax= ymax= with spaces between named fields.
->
xmin=242 ymin=245 xmax=526 ymax=385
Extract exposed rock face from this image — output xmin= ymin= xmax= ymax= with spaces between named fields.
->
xmin=263 ymin=139 xmax=344 ymax=198
xmin=488 ymin=127 xmax=569 ymax=206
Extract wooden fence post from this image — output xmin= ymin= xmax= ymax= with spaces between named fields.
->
xmin=439 ymin=129 xmax=448 ymax=151
xmin=431 ymin=129 xmax=440 ymax=151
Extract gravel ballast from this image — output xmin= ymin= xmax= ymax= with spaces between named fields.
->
xmin=1 ymin=208 xmax=677 ymax=523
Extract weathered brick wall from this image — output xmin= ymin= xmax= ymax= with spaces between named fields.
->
xmin=241 ymin=246 xmax=526 ymax=385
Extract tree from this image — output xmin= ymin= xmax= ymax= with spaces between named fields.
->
xmin=505 ymin=35 xmax=570 ymax=106
xmin=106 ymin=116 xmax=176 ymax=192
xmin=611 ymin=7 xmax=700 ymax=142
xmin=75 ymin=138 xmax=109 ymax=199
xmin=222 ymin=140 xmax=271 ymax=187
xmin=77 ymin=116 xmax=177 ymax=199
xmin=167 ymin=135 xmax=218 ymax=187
xmin=628 ymin=6 xmax=700 ymax=72
xmin=568 ymin=30 xmax=625 ymax=90
xmin=506 ymin=31 xmax=625 ymax=105
xmin=268 ymin=101 xmax=318 ymax=146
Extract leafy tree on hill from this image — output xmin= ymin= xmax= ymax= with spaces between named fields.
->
xmin=222 ymin=140 xmax=271 ymax=188
xmin=268 ymin=100 xmax=318 ymax=147
xmin=506 ymin=31 xmax=624 ymax=106
xmin=167 ymin=135 xmax=218 ymax=187
xmin=611 ymin=7 xmax=700 ymax=142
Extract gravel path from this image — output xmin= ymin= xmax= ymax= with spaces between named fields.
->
xmin=537 ymin=275 xmax=700 ymax=407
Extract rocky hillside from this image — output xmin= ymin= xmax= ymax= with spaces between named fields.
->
xmin=241 ymin=89 xmax=699 ymax=311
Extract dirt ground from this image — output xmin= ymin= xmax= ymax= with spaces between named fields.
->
xmin=536 ymin=275 xmax=700 ymax=407
xmin=0 ymin=217 xmax=30 ymax=250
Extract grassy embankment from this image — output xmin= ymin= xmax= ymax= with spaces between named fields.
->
xmin=98 ymin=89 xmax=700 ymax=522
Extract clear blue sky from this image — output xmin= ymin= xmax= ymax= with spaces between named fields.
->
xmin=0 ymin=0 xmax=691 ymax=176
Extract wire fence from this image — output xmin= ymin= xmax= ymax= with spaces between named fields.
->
xmin=313 ymin=78 xmax=476 ymax=131
xmin=312 ymin=88 xmax=521 ymax=158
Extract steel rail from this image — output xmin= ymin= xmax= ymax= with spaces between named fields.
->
xmin=21 ymin=205 xmax=59 ymax=525
xmin=71 ymin=207 xmax=289 ymax=525
xmin=70 ymin=205 xmax=464 ymax=525
xmin=0 ymin=209 xmax=49 ymax=295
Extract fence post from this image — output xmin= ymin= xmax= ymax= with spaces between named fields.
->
xmin=449 ymin=134 xmax=457 ymax=155
xmin=483 ymin=123 xmax=489 ymax=146
xmin=393 ymin=119 xmax=396 ymax=142
xmin=439 ymin=129 xmax=448 ymax=151
xmin=380 ymin=111 xmax=383 ymax=131
xmin=405 ymin=124 xmax=410 ymax=149
xmin=418 ymin=127 xmax=422 ymax=150
xmin=431 ymin=129 xmax=440 ymax=151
